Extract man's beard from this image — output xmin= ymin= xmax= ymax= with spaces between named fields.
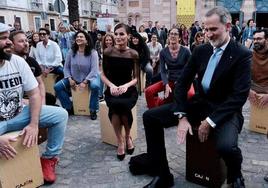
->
xmin=0 ymin=47 xmax=12 ymax=61
xmin=253 ymin=43 xmax=265 ymax=51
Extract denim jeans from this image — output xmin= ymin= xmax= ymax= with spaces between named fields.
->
xmin=143 ymin=63 xmax=153 ymax=86
xmin=54 ymin=76 xmax=100 ymax=112
xmin=0 ymin=105 xmax=68 ymax=158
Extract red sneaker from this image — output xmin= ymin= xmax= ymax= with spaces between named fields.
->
xmin=40 ymin=157 xmax=59 ymax=184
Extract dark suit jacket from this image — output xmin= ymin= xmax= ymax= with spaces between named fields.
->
xmin=172 ymin=40 xmax=252 ymax=127
xmin=145 ymin=27 xmax=157 ymax=42
xmin=232 ymin=25 xmax=241 ymax=42
xmin=153 ymin=29 xmax=167 ymax=47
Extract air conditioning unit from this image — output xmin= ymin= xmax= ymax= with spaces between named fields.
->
xmin=48 ymin=3 xmax=54 ymax=11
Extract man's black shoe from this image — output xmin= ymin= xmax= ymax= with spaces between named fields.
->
xmin=67 ymin=107 xmax=74 ymax=116
xmin=264 ymin=175 xmax=268 ymax=182
xmin=230 ymin=176 xmax=245 ymax=188
xmin=143 ymin=174 xmax=174 ymax=188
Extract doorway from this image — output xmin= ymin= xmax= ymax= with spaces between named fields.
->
xmin=230 ymin=13 xmax=240 ymax=25
xmin=255 ymin=12 xmax=268 ymax=28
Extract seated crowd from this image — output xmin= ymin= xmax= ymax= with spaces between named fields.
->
xmin=0 ymin=5 xmax=268 ymax=188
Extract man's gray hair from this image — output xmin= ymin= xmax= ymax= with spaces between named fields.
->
xmin=205 ymin=6 xmax=232 ymax=24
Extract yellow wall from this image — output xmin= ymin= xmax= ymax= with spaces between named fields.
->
xmin=177 ymin=0 xmax=195 ymax=27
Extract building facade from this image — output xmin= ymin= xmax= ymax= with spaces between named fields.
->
xmin=195 ymin=0 xmax=268 ymax=28
xmin=0 ymin=0 xmax=119 ymax=32
xmin=117 ymin=0 xmax=177 ymax=29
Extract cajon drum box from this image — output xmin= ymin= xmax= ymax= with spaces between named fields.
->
xmin=186 ymin=129 xmax=227 ymax=188
xmin=71 ymin=86 xmax=90 ymax=116
xmin=42 ymin=74 xmax=57 ymax=95
xmin=0 ymin=131 xmax=43 ymax=188
xmin=249 ymin=104 xmax=268 ymax=134
xmin=99 ymin=101 xmax=137 ymax=146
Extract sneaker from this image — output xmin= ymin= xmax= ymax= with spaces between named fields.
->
xmin=90 ymin=110 xmax=97 ymax=120
xmin=40 ymin=157 xmax=59 ymax=184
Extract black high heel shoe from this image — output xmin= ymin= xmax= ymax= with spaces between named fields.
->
xmin=117 ymin=142 xmax=125 ymax=161
xmin=117 ymin=153 xmax=125 ymax=161
xmin=126 ymin=137 xmax=135 ymax=155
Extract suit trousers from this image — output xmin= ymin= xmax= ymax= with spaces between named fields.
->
xmin=143 ymin=102 xmax=243 ymax=181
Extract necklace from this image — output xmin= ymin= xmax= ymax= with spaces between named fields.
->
xmin=169 ymin=45 xmax=180 ymax=59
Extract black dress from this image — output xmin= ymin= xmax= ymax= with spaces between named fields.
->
xmin=103 ymin=54 xmax=139 ymax=127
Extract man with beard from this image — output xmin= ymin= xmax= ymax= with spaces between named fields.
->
xmin=248 ymin=29 xmax=268 ymax=182
xmin=0 ymin=23 xmax=68 ymax=184
xmin=141 ymin=7 xmax=251 ymax=188
xmin=9 ymin=30 xmax=56 ymax=105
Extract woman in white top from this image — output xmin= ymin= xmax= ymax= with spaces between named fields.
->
xmin=29 ymin=32 xmax=40 ymax=59
xmin=147 ymin=33 xmax=162 ymax=75
xmin=138 ymin=25 xmax=148 ymax=43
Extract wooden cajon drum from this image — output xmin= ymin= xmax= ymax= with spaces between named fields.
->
xmin=71 ymin=85 xmax=90 ymax=116
xmin=0 ymin=131 xmax=43 ymax=188
xmin=42 ymin=73 xmax=57 ymax=95
xmin=249 ymin=104 xmax=268 ymax=134
xmin=140 ymin=71 xmax=146 ymax=92
xmin=99 ymin=101 xmax=137 ymax=146
xmin=186 ymin=129 xmax=227 ymax=188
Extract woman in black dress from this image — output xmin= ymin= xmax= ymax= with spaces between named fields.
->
xmin=101 ymin=23 xmax=139 ymax=160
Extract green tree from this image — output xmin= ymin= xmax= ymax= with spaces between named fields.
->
xmin=67 ymin=0 xmax=79 ymax=24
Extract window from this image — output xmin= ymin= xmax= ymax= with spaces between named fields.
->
xmin=83 ymin=21 xmax=87 ymax=30
xmin=50 ymin=18 xmax=55 ymax=31
xmin=34 ymin=16 xmax=41 ymax=31
xmin=154 ymin=0 xmax=161 ymax=5
xmin=0 ymin=16 xmax=4 ymax=23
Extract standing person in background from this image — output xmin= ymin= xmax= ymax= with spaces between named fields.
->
xmin=129 ymin=32 xmax=152 ymax=87
xmin=54 ymin=30 xmax=100 ymax=120
xmin=29 ymin=32 xmax=40 ymax=59
xmin=189 ymin=21 xmax=202 ymax=48
xmin=242 ymin=19 xmax=256 ymax=47
xmin=139 ymin=25 xmax=148 ymax=43
xmin=145 ymin=20 xmax=156 ymax=42
xmin=13 ymin=21 xmax=21 ymax=31
xmin=127 ymin=17 xmax=137 ymax=35
xmin=179 ymin=24 xmax=189 ymax=46
xmin=147 ymin=33 xmax=163 ymax=81
xmin=232 ymin=19 xmax=242 ymax=42
xmin=99 ymin=33 xmax=115 ymax=101
xmin=35 ymin=28 xmax=63 ymax=79
xmin=89 ymin=22 xmax=104 ymax=46
xmin=154 ymin=22 xmax=167 ymax=47
xmin=190 ymin=31 xmax=205 ymax=52
xmin=101 ymin=23 xmax=139 ymax=161
xmin=57 ymin=22 xmax=75 ymax=62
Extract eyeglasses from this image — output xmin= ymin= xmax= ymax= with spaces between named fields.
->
xmin=169 ymin=32 xmax=179 ymax=36
xmin=39 ymin=33 xmax=47 ymax=36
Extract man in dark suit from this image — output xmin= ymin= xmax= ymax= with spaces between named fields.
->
xmin=145 ymin=20 xmax=156 ymax=42
xmin=153 ymin=22 xmax=167 ymax=47
xmin=232 ymin=20 xmax=242 ymax=42
xmin=142 ymin=6 xmax=251 ymax=188
xmin=189 ymin=21 xmax=202 ymax=48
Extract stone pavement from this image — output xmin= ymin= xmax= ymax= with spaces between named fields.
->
xmin=41 ymin=96 xmax=268 ymax=188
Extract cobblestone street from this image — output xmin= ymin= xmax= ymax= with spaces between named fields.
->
xmin=41 ymin=96 xmax=268 ymax=188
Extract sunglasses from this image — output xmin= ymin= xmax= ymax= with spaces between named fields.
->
xmin=39 ymin=33 xmax=47 ymax=36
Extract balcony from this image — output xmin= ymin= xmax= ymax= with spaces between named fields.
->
xmin=30 ymin=0 xmax=43 ymax=11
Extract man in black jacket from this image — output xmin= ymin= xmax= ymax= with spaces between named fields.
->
xmin=142 ymin=6 xmax=251 ymax=188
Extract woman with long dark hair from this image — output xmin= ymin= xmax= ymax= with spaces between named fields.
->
xmin=101 ymin=23 xmax=139 ymax=160
xmin=129 ymin=32 xmax=152 ymax=87
xmin=54 ymin=30 xmax=100 ymax=120
xmin=29 ymin=32 xmax=40 ymax=59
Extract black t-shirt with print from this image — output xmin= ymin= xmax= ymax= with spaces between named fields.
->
xmin=25 ymin=56 xmax=42 ymax=77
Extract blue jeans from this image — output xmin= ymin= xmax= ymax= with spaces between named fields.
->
xmin=54 ymin=76 xmax=100 ymax=111
xmin=0 ymin=105 xmax=68 ymax=158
